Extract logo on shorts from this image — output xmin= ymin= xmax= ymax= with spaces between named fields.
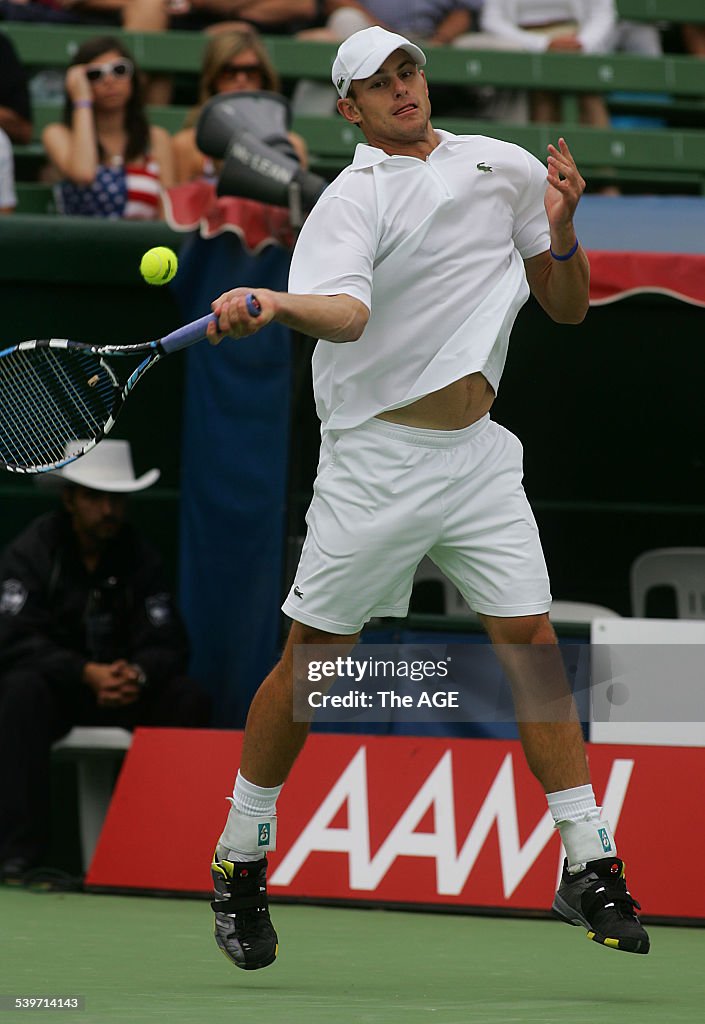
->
xmin=258 ymin=823 xmax=271 ymax=847
xmin=293 ymin=586 xmax=304 ymax=599
xmin=598 ymin=827 xmax=613 ymax=853
xmin=477 ymin=161 xmax=493 ymax=173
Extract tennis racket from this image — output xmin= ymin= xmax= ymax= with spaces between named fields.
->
xmin=0 ymin=294 xmax=261 ymax=475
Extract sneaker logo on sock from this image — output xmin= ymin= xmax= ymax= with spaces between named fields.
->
xmin=258 ymin=823 xmax=271 ymax=847
xmin=598 ymin=827 xmax=613 ymax=853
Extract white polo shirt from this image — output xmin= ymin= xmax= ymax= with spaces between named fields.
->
xmin=289 ymin=129 xmax=550 ymax=432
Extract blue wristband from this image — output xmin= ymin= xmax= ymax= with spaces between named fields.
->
xmin=550 ymin=238 xmax=579 ymax=261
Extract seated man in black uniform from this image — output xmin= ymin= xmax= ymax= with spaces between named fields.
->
xmin=0 ymin=439 xmax=211 ymax=882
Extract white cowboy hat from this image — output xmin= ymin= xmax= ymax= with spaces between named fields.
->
xmin=44 ymin=439 xmax=160 ymax=493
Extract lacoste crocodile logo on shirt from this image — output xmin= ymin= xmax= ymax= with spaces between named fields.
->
xmin=477 ymin=162 xmax=493 ymax=173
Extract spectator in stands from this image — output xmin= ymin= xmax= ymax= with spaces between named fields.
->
xmin=42 ymin=36 xmax=174 ymax=218
xmin=480 ymin=0 xmax=617 ymax=126
xmin=294 ymin=2 xmax=494 ymax=117
xmin=172 ymin=28 xmax=308 ymax=185
xmin=681 ymin=23 xmax=705 ymax=58
xmin=299 ymin=0 xmax=475 ymax=44
xmin=0 ymin=32 xmax=32 ymax=145
xmin=0 ymin=0 xmax=84 ymax=25
xmin=0 ymin=126 xmax=17 ymax=212
xmin=612 ymin=18 xmax=662 ymax=57
xmin=318 ymin=0 xmax=478 ymax=44
xmin=0 ymin=0 xmax=174 ymax=30
xmin=0 ymin=439 xmax=211 ymax=884
xmin=138 ymin=0 xmax=320 ymax=35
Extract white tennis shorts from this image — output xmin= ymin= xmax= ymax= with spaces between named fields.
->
xmin=282 ymin=415 xmax=551 ymax=634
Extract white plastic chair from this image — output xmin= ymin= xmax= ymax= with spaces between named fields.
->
xmin=549 ymin=601 xmax=621 ymax=625
xmin=630 ymin=547 xmax=705 ymax=619
xmin=52 ymin=727 xmax=132 ymax=870
xmin=413 ymin=557 xmax=620 ymax=624
xmin=590 ymin=617 xmax=705 ymax=746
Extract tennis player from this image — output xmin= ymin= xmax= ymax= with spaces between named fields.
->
xmin=206 ymin=26 xmax=649 ymax=968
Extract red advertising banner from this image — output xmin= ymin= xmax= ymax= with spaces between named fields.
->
xmin=87 ymin=730 xmax=705 ymax=919
xmin=589 ymin=250 xmax=705 ymax=307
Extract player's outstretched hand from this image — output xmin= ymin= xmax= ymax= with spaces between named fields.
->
xmin=208 ymin=287 xmax=275 ymax=345
xmin=545 ymin=138 xmax=585 ymax=227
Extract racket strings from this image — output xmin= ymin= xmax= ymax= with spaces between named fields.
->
xmin=0 ymin=353 xmax=69 ymax=466
xmin=43 ymin=347 xmax=109 ymax=434
xmin=1 ymin=350 xmax=84 ymax=461
xmin=0 ymin=345 xmax=117 ymax=470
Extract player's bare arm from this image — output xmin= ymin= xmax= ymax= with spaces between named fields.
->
xmin=208 ymin=289 xmax=370 ymax=344
xmin=524 ymin=138 xmax=590 ymax=325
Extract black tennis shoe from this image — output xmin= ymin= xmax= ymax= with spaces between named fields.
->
xmin=210 ymin=852 xmax=278 ymax=970
xmin=552 ymin=856 xmax=650 ymax=954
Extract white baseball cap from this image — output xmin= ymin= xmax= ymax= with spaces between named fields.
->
xmin=44 ymin=439 xmax=160 ymax=493
xmin=332 ymin=26 xmax=427 ymax=99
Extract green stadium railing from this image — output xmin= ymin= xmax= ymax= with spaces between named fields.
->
xmin=7 ymin=22 xmax=705 ymax=144
xmin=14 ymin=110 xmax=705 ymax=214
xmin=617 ymin=0 xmax=705 ymax=22
xmin=4 ymin=23 xmax=705 ymax=97
xmin=296 ymin=114 xmax=705 ymax=178
xmin=7 ymin=22 xmax=705 ymax=206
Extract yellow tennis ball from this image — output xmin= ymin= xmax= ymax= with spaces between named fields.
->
xmin=140 ymin=246 xmax=178 ymax=286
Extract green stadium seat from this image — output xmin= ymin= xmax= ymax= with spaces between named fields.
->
xmin=616 ymin=0 xmax=705 ymax=23
xmin=5 ymin=21 xmax=705 ymax=198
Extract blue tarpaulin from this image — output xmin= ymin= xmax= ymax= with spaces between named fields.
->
xmin=175 ymin=232 xmax=292 ymax=726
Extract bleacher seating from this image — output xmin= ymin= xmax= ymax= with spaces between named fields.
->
xmin=4 ymin=14 xmax=705 ymax=210
xmin=14 ymin=108 xmax=705 ymax=213
xmin=616 ymin=0 xmax=704 ymax=21
xmin=5 ymin=22 xmax=705 ymax=95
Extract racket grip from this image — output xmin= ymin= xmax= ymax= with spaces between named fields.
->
xmin=160 ymin=295 xmax=262 ymax=355
xmin=160 ymin=313 xmax=218 ymax=354
xmin=246 ymin=293 xmax=262 ymax=317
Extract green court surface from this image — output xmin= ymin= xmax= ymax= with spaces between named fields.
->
xmin=1 ymin=886 xmax=703 ymax=1024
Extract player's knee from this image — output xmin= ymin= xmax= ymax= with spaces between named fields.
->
xmin=480 ymin=612 xmax=556 ymax=645
xmin=526 ymin=614 xmax=557 ymax=645
xmin=286 ymin=620 xmax=360 ymax=649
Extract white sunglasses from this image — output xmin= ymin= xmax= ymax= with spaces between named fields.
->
xmin=85 ymin=59 xmax=134 ymax=83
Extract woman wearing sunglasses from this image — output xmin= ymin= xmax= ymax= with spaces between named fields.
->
xmin=42 ymin=36 xmax=174 ymax=219
xmin=172 ymin=29 xmax=307 ymax=185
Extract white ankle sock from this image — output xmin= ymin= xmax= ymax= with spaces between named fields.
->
xmin=231 ymin=771 xmax=282 ymax=817
xmin=547 ymin=784 xmax=600 ymax=824
xmin=547 ymin=784 xmax=617 ymax=872
xmin=217 ymin=771 xmax=283 ymax=863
